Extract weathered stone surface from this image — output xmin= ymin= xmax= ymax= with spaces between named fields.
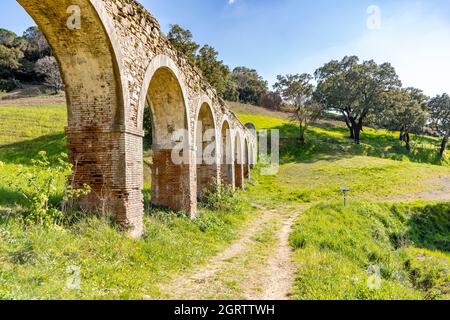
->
xmin=18 ymin=0 xmax=256 ymax=237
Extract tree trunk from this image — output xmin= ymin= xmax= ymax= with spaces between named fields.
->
xmin=354 ymin=126 xmax=361 ymax=144
xmin=399 ymin=128 xmax=404 ymax=141
xmin=357 ymin=118 xmax=364 ymax=144
xmin=299 ymin=134 xmax=305 ymax=145
xmin=405 ymin=132 xmax=411 ymax=152
xmin=349 ymin=117 xmax=362 ymax=144
xmin=299 ymin=125 xmax=306 ymax=145
xmin=344 ymin=117 xmax=355 ymax=139
xmin=349 ymin=126 xmax=355 ymax=140
xmin=439 ymin=135 xmax=448 ymax=158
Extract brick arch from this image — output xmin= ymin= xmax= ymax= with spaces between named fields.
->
xmin=244 ymin=123 xmax=257 ymax=137
xmin=14 ymin=0 xmax=259 ymax=237
xmin=142 ymin=65 xmax=195 ymax=217
xmin=220 ymin=119 xmax=234 ymax=187
xmin=194 ymin=97 xmax=220 ymax=158
xmin=18 ymin=0 xmax=127 ymax=128
xmin=137 ymin=55 xmax=191 ymax=137
xmin=195 ymin=101 xmax=219 ymax=198
xmin=146 ymin=67 xmax=188 ymax=147
xmin=16 ymin=0 xmax=144 ymax=235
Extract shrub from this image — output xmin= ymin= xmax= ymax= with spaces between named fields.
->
xmin=0 ymin=78 xmax=20 ymax=92
xmin=200 ymin=180 xmax=241 ymax=213
xmin=4 ymin=151 xmax=90 ymax=227
xmin=195 ymin=214 xmax=226 ymax=233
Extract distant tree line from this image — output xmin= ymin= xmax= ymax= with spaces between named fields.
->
xmin=167 ymin=24 xmax=281 ymax=108
xmin=0 ymin=27 xmax=62 ymax=93
xmin=166 ymin=25 xmax=447 ymax=159
xmin=0 ymin=25 xmax=448 ymax=158
xmin=273 ymin=56 xmax=450 ymax=159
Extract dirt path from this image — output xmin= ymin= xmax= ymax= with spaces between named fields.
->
xmin=391 ymin=175 xmax=450 ymax=202
xmin=0 ymin=89 xmax=65 ymax=106
xmin=258 ymin=214 xmax=297 ymax=300
xmin=159 ymin=205 xmax=302 ymax=300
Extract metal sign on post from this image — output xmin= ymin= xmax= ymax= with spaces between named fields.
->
xmin=340 ymin=186 xmax=350 ymax=207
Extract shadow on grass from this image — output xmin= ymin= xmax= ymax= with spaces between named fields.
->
xmin=0 ymin=133 xmax=67 ymax=165
xmin=0 ymin=188 xmax=25 ymax=207
xmin=271 ymin=122 xmax=447 ymax=166
xmin=403 ymin=202 xmax=450 ymax=252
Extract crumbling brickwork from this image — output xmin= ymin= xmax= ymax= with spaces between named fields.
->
xmin=18 ymin=0 xmax=257 ymax=237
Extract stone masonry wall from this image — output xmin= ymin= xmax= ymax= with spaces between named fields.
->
xmin=17 ymin=0 xmax=256 ymax=237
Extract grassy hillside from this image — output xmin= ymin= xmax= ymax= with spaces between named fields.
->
xmin=0 ymin=105 xmax=66 ymax=146
xmin=289 ymin=202 xmax=450 ymax=300
xmin=0 ymin=101 xmax=449 ymax=300
xmin=227 ymin=101 xmax=291 ymax=120
xmin=233 ymin=102 xmax=449 ymax=300
xmin=0 ymin=103 xmax=254 ymax=299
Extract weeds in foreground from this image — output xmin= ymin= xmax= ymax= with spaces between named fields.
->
xmin=2 ymin=151 xmax=90 ymax=227
xmin=200 ymin=180 xmax=242 ymax=213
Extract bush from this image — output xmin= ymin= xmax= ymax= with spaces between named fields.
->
xmin=34 ymin=56 xmax=63 ymax=93
xmin=0 ymin=79 xmax=20 ymax=92
xmin=200 ymin=180 xmax=241 ymax=213
xmin=258 ymin=91 xmax=282 ymax=110
xmin=3 ymin=151 xmax=90 ymax=227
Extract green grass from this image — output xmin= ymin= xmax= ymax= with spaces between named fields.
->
xmin=0 ymin=105 xmax=66 ymax=146
xmin=238 ymin=111 xmax=449 ymax=205
xmin=0 ymin=104 xmax=253 ymax=299
xmin=0 ymin=207 xmax=251 ymax=299
xmin=276 ymin=157 xmax=448 ymax=203
xmin=289 ymin=202 xmax=450 ymax=300
xmin=237 ymin=113 xmax=449 ymax=166
xmin=237 ymin=105 xmax=449 ymax=300
xmin=0 ymin=105 xmax=68 ymax=213
xmin=0 ymin=102 xmax=449 ymax=300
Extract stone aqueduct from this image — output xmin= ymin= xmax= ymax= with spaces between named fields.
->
xmin=17 ymin=0 xmax=257 ymax=236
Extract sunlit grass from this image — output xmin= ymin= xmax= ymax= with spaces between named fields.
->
xmin=0 ymin=103 xmax=449 ymax=300
xmin=0 ymin=105 xmax=66 ymax=146
xmin=289 ymin=202 xmax=450 ymax=300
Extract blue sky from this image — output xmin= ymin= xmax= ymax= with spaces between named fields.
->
xmin=2 ymin=0 xmax=450 ymax=96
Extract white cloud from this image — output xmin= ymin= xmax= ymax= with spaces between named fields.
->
xmin=228 ymin=0 xmax=236 ymax=4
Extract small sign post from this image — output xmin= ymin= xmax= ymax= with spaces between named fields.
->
xmin=340 ymin=186 xmax=350 ymax=207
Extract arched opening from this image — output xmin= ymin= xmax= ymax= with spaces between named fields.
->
xmin=245 ymin=123 xmax=257 ymax=137
xmin=145 ymin=67 xmax=191 ymax=213
xmin=196 ymin=103 xmax=218 ymax=198
xmin=244 ymin=139 xmax=250 ymax=179
xmin=14 ymin=1 xmax=137 ymax=230
xmin=234 ymin=133 xmax=244 ymax=189
xmin=221 ymin=121 xmax=233 ymax=186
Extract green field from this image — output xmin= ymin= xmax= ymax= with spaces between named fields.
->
xmin=0 ymin=102 xmax=449 ymax=300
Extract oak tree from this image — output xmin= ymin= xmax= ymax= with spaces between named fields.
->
xmin=428 ymin=94 xmax=450 ymax=158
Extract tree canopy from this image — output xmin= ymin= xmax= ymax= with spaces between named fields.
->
xmin=428 ymin=94 xmax=450 ymax=158
xmin=314 ymin=56 xmax=401 ymax=144
xmin=230 ymin=67 xmax=268 ymax=105
xmin=167 ymin=24 xmax=199 ymax=64
xmin=196 ymin=45 xmax=231 ymax=98
xmin=166 ymin=25 xmax=268 ymax=103
xmin=0 ymin=26 xmax=60 ymax=92
xmin=378 ymin=88 xmax=429 ymax=151
xmin=274 ymin=73 xmax=323 ymax=143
